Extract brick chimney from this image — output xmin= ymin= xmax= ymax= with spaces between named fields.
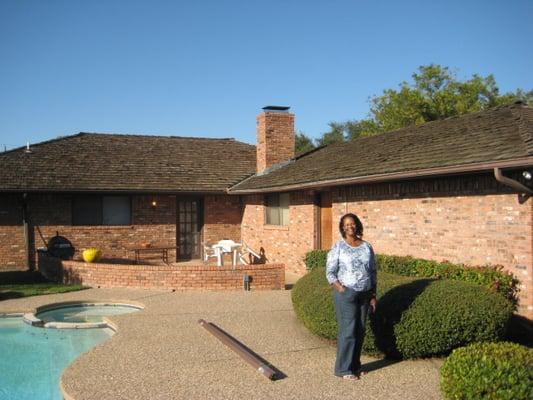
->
xmin=256 ymin=106 xmax=295 ymax=174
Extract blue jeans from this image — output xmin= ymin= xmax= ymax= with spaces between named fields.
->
xmin=333 ymin=288 xmax=370 ymax=376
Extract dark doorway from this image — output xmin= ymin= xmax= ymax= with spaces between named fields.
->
xmin=177 ymin=198 xmax=202 ymax=260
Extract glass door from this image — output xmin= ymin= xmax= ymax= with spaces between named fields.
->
xmin=177 ymin=199 xmax=201 ymax=260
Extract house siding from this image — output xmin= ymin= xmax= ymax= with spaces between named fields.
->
xmin=331 ymin=175 xmax=532 ymax=319
xmin=203 ymin=195 xmax=242 ymax=245
xmin=239 ymin=173 xmax=532 ymax=318
xmin=0 ymin=193 xmax=241 ymax=269
xmin=0 ymin=194 xmax=25 ymax=269
xmin=241 ymin=191 xmax=316 ymax=274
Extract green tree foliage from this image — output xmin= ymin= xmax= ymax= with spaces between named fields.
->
xmin=294 ymin=131 xmax=315 ymax=155
xmin=315 ymin=122 xmax=345 ymax=147
xmin=316 ymin=64 xmax=532 ymax=143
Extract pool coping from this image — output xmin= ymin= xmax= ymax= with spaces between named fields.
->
xmin=0 ymin=312 xmax=24 ymax=318
xmin=20 ymin=300 xmax=144 ymax=330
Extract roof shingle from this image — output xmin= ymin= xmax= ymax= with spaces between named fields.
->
xmin=230 ymin=103 xmax=533 ymax=192
xmin=0 ymin=133 xmax=256 ymax=192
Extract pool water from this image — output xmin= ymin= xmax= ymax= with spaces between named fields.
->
xmin=0 ymin=304 xmax=140 ymax=400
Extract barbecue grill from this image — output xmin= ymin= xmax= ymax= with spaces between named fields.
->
xmin=46 ymin=234 xmax=75 ymax=259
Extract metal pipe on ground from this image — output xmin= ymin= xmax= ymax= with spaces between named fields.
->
xmin=198 ymin=319 xmax=276 ymax=380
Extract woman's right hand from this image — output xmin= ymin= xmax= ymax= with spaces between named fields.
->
xmin=333 ymin=281 xmax=345 ymax=293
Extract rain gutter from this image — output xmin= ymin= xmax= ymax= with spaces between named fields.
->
xmin=227 ymin=156 xmax=533 ymax=194
xmin=494 ymin=167 xmax=532 ymax=204
xmin=21 ymin=193 xmax=32 ymax=270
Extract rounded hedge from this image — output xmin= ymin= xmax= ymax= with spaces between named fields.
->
xmin=291 ymin=267 xmax=513 ymax=358
xmin=391 ymin=279 xmax=513 ymax=358
xmin=440 ymin=342 xmax=533 ymax=400
xmin=291 ymin=265 xmax=338 ymax=339
xmin=303 ymin=249 xmax=328 ymax=271
xmin=376 ymin=254 xmax=519 ymax=306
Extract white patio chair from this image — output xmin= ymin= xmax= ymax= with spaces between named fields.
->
xmin=202 ymin=242 xmax=218 ymax=263
xmin=238 ymin=241 xmax=262 ymax=265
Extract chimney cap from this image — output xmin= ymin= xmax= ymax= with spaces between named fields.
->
xmin=262 ymin=105 xmax=290 ymax=112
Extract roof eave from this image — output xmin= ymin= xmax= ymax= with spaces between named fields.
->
xmin=227 ymin=156 xmax=533 ymax=194
xmin=0 ymin=188 xmax=228 ymax=195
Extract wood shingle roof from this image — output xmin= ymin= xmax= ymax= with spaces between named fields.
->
xmin=229 ymin=102 xmax=533 ymax=193
xmin=0 ymin=133 xmax=256 ymax=192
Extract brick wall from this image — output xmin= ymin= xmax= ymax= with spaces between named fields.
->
xmin=256 ymin=111 xmax=295 ymax=173
xmin=38 ymin=253 xmax=285 ymax=290
xmin=203 ymin=195 xmax=242 ymax=245
xmin=25 ymin=193 xmax=178 ymax=265
xmin=0 ymin=193 xmax=242 ymax=269
xmin=0 ymin=194 xmax=25 ymax=270
xmin=239 ymin=173 xmax=532 ymax=318
xmin=330 ymin=174 xmax=532 ymax=319
xmin=241 ymin=191 xmax=316 ymax=274
xmin=0 ymin=226 xmax=25 ymax=270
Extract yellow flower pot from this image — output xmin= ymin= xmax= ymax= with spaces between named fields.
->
xmin=82 ymin=248 xmax=101 ymax=263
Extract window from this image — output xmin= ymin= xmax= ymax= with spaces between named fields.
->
xmin=265 ymin=193 xmax=289 ymax=226
xmin=72 ymin=196 xmax=131 ymax=225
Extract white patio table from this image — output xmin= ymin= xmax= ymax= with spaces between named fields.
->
xmin=212 ymin=240 xmax=242 ymax=267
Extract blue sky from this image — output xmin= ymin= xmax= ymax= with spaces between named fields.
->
xmin=1 ymin=0 xmax=532 ymax=150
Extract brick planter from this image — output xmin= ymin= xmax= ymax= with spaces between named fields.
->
xmin=38 ymin=253 xmax=285 ymax=291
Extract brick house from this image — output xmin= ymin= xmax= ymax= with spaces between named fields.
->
xmin=0 ymin=134 xmax=255 ymax=268
xmin=1 ymin=103 xmax=532 ymax=317
xmin=230 ymin=103 xmax=533 ymax=318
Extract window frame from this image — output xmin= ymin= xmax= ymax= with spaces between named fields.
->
xmin=72 ymin=195 xmax=132 ymax=226
xmin=264 ymin=192 xmax=290 ymax=226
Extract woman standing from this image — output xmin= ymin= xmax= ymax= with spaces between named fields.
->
xmin=326 ymin=213 xmax=377 ymax=380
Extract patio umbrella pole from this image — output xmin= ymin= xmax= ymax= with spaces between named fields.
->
xmin=198 ymin=319 xmax=276 ymax=380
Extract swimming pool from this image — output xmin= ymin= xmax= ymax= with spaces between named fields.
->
xmin=0 ymin=303 xmax=141 ymax=400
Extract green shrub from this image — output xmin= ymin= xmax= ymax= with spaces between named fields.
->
xmin=291 ymin=267 xmax=424 ymax=355
xmin=366 ymin=276 xmax=434 ymax=357
xmin=291 ymin=266 xmax=337 ymax=339
xmin=291 ymin=267 xmax=513 ymax=359
xmin=440 ymin=342 xmax=533 ymax=400
xmin=291 ymin=266 xmax=417 ymax=344
xmin=376 ymin=254 xmax=519 ymax=306
xmin=391 ymin=280 xmax=513 ymax=358
xmin=302 ymin=250 xmax=519 ymax=303
xmin=303 ymin=249 xmax=328 ymax=271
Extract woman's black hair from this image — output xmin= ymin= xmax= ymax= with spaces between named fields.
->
xmin=339 ymin=213 xmax=364 ymax=239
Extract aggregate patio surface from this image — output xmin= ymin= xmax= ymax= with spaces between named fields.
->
xmin=0 ymin=283 xmax=444 ymax=400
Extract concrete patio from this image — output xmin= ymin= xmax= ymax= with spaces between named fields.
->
xmin=0 ymin=288 xmax=443 ymax=400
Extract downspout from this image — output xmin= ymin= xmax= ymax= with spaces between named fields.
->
xmin=22 ymin=193 xmax=32 ymax=270
xmin=494 ymin=168 xmax=532 ymax=204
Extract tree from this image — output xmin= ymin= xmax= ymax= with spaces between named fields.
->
xmin=318 ymin=64 xmax=532 ymax=142
xmin=512 ymin=88 xmax=533 ymax=105
xmin=315 ymin=122 xmax=345 ymax=147
xmin=295 ymin=131 xmax=315 ymax=155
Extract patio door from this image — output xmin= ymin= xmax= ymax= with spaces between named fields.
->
xmin=177 ymin=199 xmax=202 ymax=260
xmin=319 ymin=192 xmax=332 ymax=250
